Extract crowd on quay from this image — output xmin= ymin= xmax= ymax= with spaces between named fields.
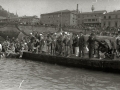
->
xmin=0 ymin=29 xmax=120 ymax=59
xmin=0 ymin=36 xmax=29 ymax=58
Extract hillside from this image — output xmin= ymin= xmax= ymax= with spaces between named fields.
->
xmin=0 ymin=25 xmax=85 ymax=40
xmin=0 ymin=25 xmax=57 ymax=39
xmin=0 ymin=25 xmax=20 ymax=39
xmin=19 ymin=26 xmax=56 ymax=34
xmin=0 ymin=5 xmax=17 ymax=18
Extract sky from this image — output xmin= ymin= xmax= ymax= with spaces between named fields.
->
xmin=0 ymin=0 xmax=120 ymax=17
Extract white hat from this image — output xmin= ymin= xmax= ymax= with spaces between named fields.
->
xmin=24 ymin=43 xmax=27 ymax=45
xmin=67 ymin=32 xmax=70 ymax=35
xmin=30 ymin=33 xmax=32 ymax=35
xmin=65 ymin=32 xmax=67 ymax=34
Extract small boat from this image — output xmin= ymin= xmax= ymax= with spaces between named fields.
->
xmin=6 ymin=53 xmax=20 ymax=58
xmin=0 ymin=52 xmax=5 ymax=58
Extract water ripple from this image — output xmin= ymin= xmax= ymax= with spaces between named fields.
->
xmin=0 ymin=58 xmax=119 ymax=90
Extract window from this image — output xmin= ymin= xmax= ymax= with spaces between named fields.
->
xmin=104 ymin=22 xmax=106 ymax=26
xmin=88 ymin=19 xmax=91 ymax=22
xmin=108 ymin=22 xmax=111 ymax=26
xmin=104 ymin=16 xmax=106 ymax=19
xmin=109 ymin=16 xmax=111 ymax=19
xmin=92 ymin=19 xmax=95 ymax=21
xmin=115 ymin=22 xmax=117 ymax=27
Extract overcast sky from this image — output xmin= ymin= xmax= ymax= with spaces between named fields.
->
xmin=0 ymin=0 xmax=120 ymax=17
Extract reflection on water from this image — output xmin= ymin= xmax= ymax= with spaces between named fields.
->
xmin=0 ymin=58 xmax=120 ymax=90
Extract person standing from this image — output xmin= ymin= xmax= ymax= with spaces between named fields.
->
xmin=78 ymin=32 xmax=85 ymax=58
xmin=51 ymin=33 xmax=57 ymax=55
xmin=46 ymin=35 xmax=52 ymax=54
xmin=0 ymin=43 xmax=2 ymax=53
xmin=41 ymin=36 xmax=47 ymax=54
xmin=116 ymin=33 xmax=120 ymax=57
xmin=87 ymin=32 xmax=96 ymax=59
xmin=73 ymin=34 xmax=79 ymax=56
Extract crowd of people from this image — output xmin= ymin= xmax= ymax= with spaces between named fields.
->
xmin=0 ymin=29 xmax=120 ymax=59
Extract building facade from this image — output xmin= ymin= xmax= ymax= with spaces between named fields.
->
xmin=101 ymin=11 xmax=120 ymax=28
xmin=41 ymin=10 xmax=77 ymax=27
xmin=78 ymin=10 xmax=107 ymax=27
xmin=19 ymin=16 xmax=40 ymax=25
xmin=0 ymin=16 xmax=7 ymax=23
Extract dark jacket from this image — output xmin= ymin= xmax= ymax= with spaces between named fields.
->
xmin=73 ymin=37 xmax=79 ymax=47
xmin=79 ymin=35 xmax=85 ymax=47
xmin=87 ymin=35 xmax=96 ymax=48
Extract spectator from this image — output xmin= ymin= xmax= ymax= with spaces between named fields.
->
xmin=87 ymin=32 xmax=96 ymax=59
xmin=79 ymin=32 xmax=85 ymax=58
xmin=73 ymin=34 xmax=79 ymax=56
xmin=116 ymin=33 xmax=120 ymax=57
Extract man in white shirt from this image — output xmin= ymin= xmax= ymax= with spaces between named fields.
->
xmin=0 ymin=43 xmax=2 ymax=52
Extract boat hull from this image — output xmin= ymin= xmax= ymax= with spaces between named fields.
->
xmin=6 ymin=53 xmax=20 ymax=58
xmin=22 ymin=52 xmax=120 ymax=73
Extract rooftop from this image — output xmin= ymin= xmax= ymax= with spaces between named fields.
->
xmin=20 ymin=15 xmax=39 ymax=19
xmin=105 ymin=10 xmax=120 ymax=15
xmin=79 ymin=10 xmax=107 ymax=15
xmin=41 ymin=9 xmax=77 ymax=15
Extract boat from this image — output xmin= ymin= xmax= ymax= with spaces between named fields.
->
xmin=6 ymin=53 xmax=20 ymax=58
xmin=22 ymin=52 xmax=120 ymax=73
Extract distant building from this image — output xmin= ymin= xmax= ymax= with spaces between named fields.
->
xmin=101 ymin=10 xmax=120 ymax=28
xmin=78 ymin=10 xmax=107 ymax=27
xmin=40 ymin=9 xmax=78 ymax=27
xmin=19 ymin=16 xmax=40 ymax=25
xmin=0 ymin=16 xmax=7 ymax=22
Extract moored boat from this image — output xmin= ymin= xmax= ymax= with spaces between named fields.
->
xmin=6 ymin=53 xmax=20 ymax=58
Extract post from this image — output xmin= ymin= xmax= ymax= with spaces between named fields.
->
xmin=61 ymin=11 xmax=62 ymax=31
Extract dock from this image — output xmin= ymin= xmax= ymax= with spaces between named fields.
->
xmin=22 ymin=52 xmax=120 ymax=73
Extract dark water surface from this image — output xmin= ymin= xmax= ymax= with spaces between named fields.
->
xmin=0 ymin=58 xmax=120 ymax=90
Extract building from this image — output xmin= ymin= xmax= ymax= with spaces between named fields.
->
xmin=0 ymin=15 xmax=40 ymax=25
xmin=0 ymin=17 xmax=20 ymax=24
xmin=19 ymin=16 xmax=40 ymax=25
xmin=0 ymin=16 xmax=7 ymax=23
xmin=0 ymin=10 xmax=19 ymax=24
xmin=101 ymin=10 xmax=120 ymax=28
xmin=78 ymin=10 xmax=107 ymax=27
xmin=40 ymin=9 xmax=78 ymax=27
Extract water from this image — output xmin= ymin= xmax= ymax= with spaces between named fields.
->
xmin=0 ymin=58 xmax=120 ymax=90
